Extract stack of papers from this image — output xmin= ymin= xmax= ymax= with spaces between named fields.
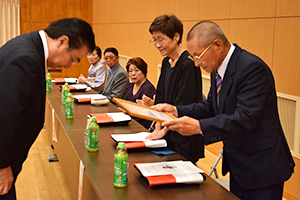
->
xmin=54 ymin=78 xmax=78 ymax=84
xmin=134 ymin=160 xmax=205 ymax=187
xmin=90 ymin=112 xmax=131 ymax=126
xmin=72 ymin=94 xmax=107 ymax=102
xmin=111 ymin=132 xmax=167 ymax=149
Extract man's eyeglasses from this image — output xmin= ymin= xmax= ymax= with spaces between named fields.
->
xmin=149 ymin=37 xmax=165 ymax=45
xmin=71 ymin=52 xmax=77 ymax=64
xmin=188 ymin=40 xmax=214 ymax=61
xmin=104 ymin=55 xmax=116 ymax=60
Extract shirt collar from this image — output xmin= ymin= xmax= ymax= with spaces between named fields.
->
xmin=109 ymin=63 xmax=118 ymax=74
xmin=38 ymin=30 xmax=49 ymax=74
xmin=216 ymin=43 xmax=235 ymax=79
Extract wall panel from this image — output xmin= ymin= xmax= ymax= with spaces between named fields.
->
xmin=198 ymin=0 xmax=231 ymax=20
xmin=276 ymin=0 xmax=300 ymax=17
xmin=273 ymin=17 xmax=300 ymax=96
xmin=230 ymin=0 xmax=276 ymax=19
xmin=20 ymin=0 xmax=93 ymax=78
xmin=174 ymin=0 xmax=199 ymax=21
xmin=229 ymin=18 xmax=275 ymax=68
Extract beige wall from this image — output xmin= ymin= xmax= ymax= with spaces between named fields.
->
xmin=92 ymin=0 xmax=300 ymax=199
xmin=93 ymin=0 xmax=300 ymax=98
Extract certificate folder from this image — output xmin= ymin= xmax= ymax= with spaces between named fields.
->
xmin=73 ymin=94 xmax=107 ymax=103
xmin=90 ymin=112 xmax=131 ymax=126
xmin=58 ymin=84 xmax=87 ymax=92
xmin=134 ymin=160 xmax=205 ymax=187
xmin=54 ymin=78 xmax=78 ymax=84
xmin=112 ymin=97 xmax=176 ymax=123
xmin=111 ymin=132 xmax=167 ymax=149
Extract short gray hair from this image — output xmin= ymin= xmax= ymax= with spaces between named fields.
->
xmin=187 ymin=20 xmax=230 ymax=48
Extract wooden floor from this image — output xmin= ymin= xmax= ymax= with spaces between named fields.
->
xmin=15 ymin=130 xmax=227 ymax=200
xmin=15 ymin=130 xmax=71 ymax=200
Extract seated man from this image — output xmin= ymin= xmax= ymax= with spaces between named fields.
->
xmin=102 ymin=47 xmax=129 ymax=101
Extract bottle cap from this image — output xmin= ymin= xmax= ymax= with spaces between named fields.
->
xmin=91 ymin=116 xmax=97 ymax=121
xmin=47 ymin=73 xmax=50 ymax=76
xmin=68 ymin=93 xmax=72 ymax=97
xmin=118 ymin=142 xmax=125 ymax=148
xmin=65 ymin=83 xmax=69 ymax=85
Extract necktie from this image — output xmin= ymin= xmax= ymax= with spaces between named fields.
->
xmin=216 ymin=71 xmax=222 ymax=106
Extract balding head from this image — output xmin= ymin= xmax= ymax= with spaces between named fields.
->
xmin=187 ymin=21 xmax=230 ymax=48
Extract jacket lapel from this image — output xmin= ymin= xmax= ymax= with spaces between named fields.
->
xmin=218 ymin=44 xmax=241 ymax=113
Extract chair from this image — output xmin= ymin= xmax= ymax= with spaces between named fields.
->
xmin=208 ymin=148 xmax=230 ymax=190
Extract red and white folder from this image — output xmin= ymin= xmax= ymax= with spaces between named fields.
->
xmin=72 ymin=94 xmax=107 ymax=103
xmin=111 ymin=132 xmax=167 ymax=149
xmin=90 ymin=112 xmax=131 ymax=125
xmin=58 ymin=84 xmax=87 ymax=91
xmin=54 ymin=78 xmax=78 ymax=84
xmin=134 ymin=160 xmax=205 ymax=187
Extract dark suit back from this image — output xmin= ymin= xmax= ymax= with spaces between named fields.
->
xmin=0 ymin=31 xmax=46 ymax=178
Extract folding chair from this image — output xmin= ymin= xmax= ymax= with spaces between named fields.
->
xmin=208 ymin=148 xmax=230 ymax=190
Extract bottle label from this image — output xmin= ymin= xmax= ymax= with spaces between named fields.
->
xmin=46 ymin=79 xmax=52 ymax=91
xmin=65 ymin=100 xmax=74 ymax=118
xmin=114 ymin=154 xmax=128 ymax=187
xmin=87 ymin=125 xmax=99 ymax=151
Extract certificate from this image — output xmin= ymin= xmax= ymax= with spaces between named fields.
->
xmin=112 ymin=97 xmax=176 ymax=123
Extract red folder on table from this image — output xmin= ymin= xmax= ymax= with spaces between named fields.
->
xmin=111 ymin=132 xmax=167 ymax=149
xmin=55 ymin=78 xmax=77 ymax=84
xmin=134 ymin=160 xmax=205 ymax=187
xmin=90 ymin=112 xmax=131 ymax=126
xmin=72 ymin=94 xmax=107 ymax=103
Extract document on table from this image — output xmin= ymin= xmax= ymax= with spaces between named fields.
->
xmin=111 ymin=132 xmax=167 ymax=148
xmin=134 ymin=160 xmax=205 ymax=186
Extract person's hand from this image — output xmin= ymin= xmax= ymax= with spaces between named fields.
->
xmin=161 ymin=116 xmax=201 ymax=136
xmin=152 ymin=103 xmax=178 ymax=117
xmin=136 ymin=95 xmax=155 ymax=107
xmin=0 ymin=166 xmax=13 ymax=195
xmin=117 ymin=107 xmax=127 ymax=114
xmin=78 ymin=74 xmax=87 ymax=84
xmin=145 ymin=122 xmax=168 ymax=140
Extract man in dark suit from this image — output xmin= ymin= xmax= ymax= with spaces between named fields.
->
xmin=102 ymin=47 xmax=129 ymax=101
xmin=0 ymin=18 xmax=95 ymax=199
xmin=148 ymin=21 xmax=295 ymax=200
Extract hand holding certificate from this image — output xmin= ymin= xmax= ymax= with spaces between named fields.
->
xmin=112 ymin=98 xmax=176 ymax=123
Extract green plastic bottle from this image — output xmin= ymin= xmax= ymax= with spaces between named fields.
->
xmin=87 ymin=117 xmax=99 ymax=152
xmin=46 ymin=73 xmax=52 ymax=92
xmin=61 ymin=83 xmax=70 ymax=104
xmin=65 ymin=93 xmax=74 ymax=119
xmin=114 ymin=142 xmax=128 ymax=188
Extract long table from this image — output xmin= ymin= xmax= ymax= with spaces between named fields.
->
xmin=45 ymin=83 xmax=239 ymax=200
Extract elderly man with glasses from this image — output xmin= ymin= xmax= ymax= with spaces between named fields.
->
xmin=147 ymin=20 xmax=295 ymax=200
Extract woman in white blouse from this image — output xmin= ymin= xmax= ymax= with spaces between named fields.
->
xmin=78 ymin=46 xmax=108 ymax=93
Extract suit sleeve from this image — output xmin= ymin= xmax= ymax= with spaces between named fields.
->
xmin=0 ymin=56 xmax=40 ymax=168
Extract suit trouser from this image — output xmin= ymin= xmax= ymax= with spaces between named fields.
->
xmin=230 ymin=173 xmax=284 ymax=200
xmin=0 ymin=184 xmax=16 ymax=200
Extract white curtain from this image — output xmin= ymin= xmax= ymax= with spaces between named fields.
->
xmin=0 ymin=0 xmax=20 ymax=47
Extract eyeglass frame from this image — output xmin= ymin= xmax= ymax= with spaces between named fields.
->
xmin=149 ymin=37 xmax=165 ymax=45
xmin=188 ymin=40 xmax=215 ymax=61
xmin=71 ymin=51 xmax=77 ymax=65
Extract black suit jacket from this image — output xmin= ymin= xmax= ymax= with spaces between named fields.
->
xmin=0 ymin=31 xmax=46 ymax=179
xmin=177 ymin=44 xmax=295 ymax=189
